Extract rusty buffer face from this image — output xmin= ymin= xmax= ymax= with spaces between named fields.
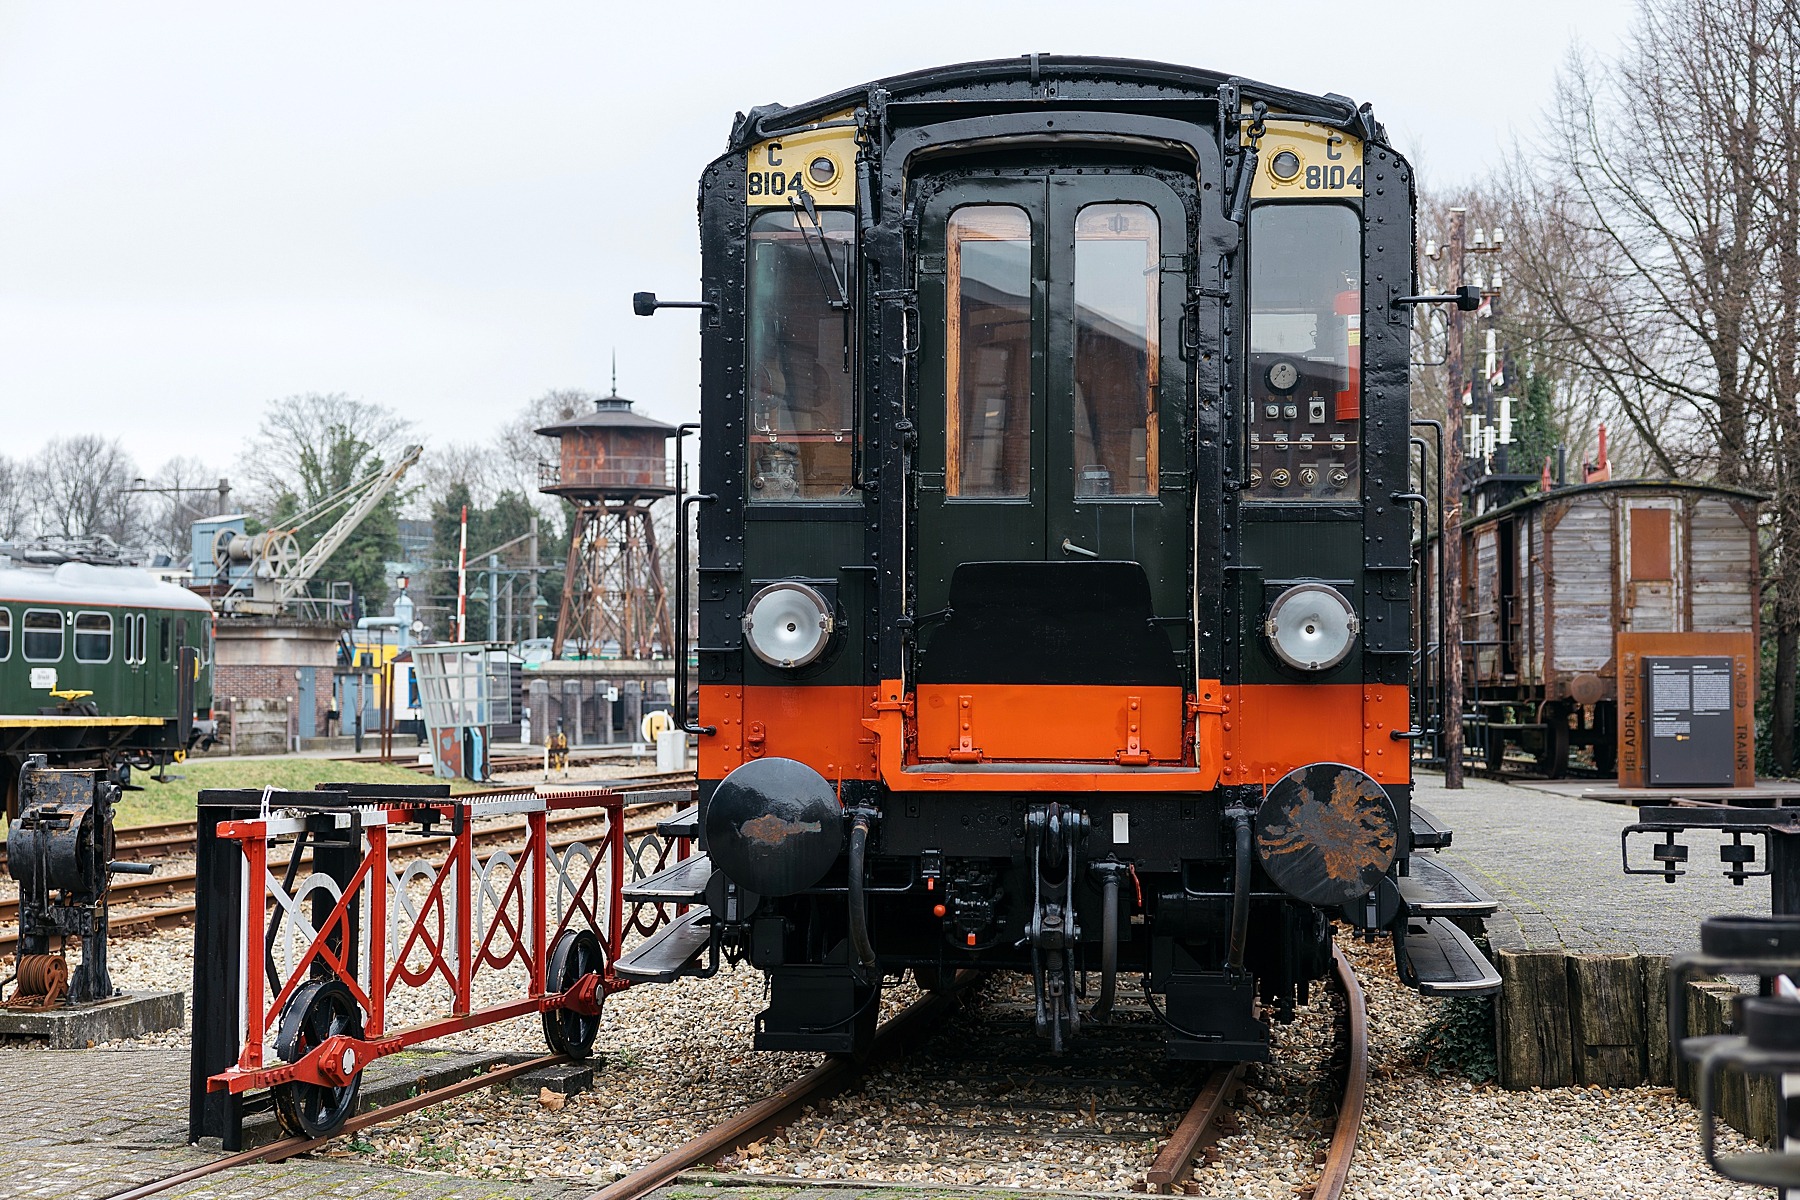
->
xmin=1253 ymin=763 xmax=1398 ymax=907
xmin=705 ymin=757 xmax=845 ymax=897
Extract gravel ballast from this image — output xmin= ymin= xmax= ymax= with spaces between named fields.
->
xmin=94 ymin=919 xmax=1768 ymax=1197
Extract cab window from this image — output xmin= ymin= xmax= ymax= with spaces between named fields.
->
xmin=23 ymin=609 xmax=63 ymax=662
xmin=1073 ymin=202 xmax=1160 ymax=498
xmin=159 ymin=615 xmax=171 ymax=663
xmin=947 ymin=204 xmax=1032 ymax=498
xmin=1246 ymin=204 xmax=1362 ymax=500
xmin=0 ymin=608 xmax=10 ymax=661
xmin=746 ymin=208 xmax=856 ymax=501
xmin=74 ymin=611 xmax=113 ymax=663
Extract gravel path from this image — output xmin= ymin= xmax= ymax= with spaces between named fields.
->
xmin=94 ymin=922 xmax=1768 ymax=1197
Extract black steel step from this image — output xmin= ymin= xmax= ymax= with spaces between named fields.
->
xmin=622 ymin=852 xmax=712 ymax=904
xmin=1402 ymin=916 xmax=1501 ymax=996
xmin=657 ymin=806 xmax=700 ymax=840
xmin=614 ymin=908 xmax=713 ymax=984
xmin=1410 ymin=804 xmax=1453 ymax=849
xmin=1399 ymin=855 xmax=1497 ymax=918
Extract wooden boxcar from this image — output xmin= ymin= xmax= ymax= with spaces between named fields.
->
xmin=1455 ymin=478 xmax=1762 ymax=775
xmin=0 ymin=560 xmax=215 ymax=811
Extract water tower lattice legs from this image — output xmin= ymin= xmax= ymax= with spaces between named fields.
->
xmin=551 ymin=500 xmax=672 ymax=660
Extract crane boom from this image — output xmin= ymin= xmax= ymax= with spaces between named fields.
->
xmin=217 ymin=444 xmax=424 ymax=617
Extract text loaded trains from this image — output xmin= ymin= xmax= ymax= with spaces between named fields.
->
xmin=623 ymin=55 xmax=1501 ymax=1058
xmin=0 ymin=560 xmax=214 ymax=815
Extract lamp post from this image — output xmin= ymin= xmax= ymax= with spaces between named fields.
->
xmin=1419 ymin=212 xmax=1504 ymax=787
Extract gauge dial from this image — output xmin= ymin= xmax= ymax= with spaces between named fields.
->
xmin=1266 ymin=359 xmax=1300 ymax=394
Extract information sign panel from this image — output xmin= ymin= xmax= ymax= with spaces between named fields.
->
xmin=1644 ymin=656 xmax=1735 ymax=787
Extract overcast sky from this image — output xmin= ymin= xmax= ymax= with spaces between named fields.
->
xmin=0 ymin=1 xmax=1640 ymax=481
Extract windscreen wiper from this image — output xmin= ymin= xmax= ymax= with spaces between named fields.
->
xmin=789 ymin=186 xmax=851 ymax=311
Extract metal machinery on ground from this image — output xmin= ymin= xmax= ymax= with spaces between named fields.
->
xmin=1450 ymin=477 xmax=1763 ymax=777
xmin=3 ymin=756 xmax=156 ymax=1008
xmin=187 ymin=779 xmax=694 ymax=1146
xmin=0 ymin=556 xmax=214 ymax=816
xmin=621 ymin=56 xmax=1500 ymax=1061
xmin=1622 ymin=807 xmax=1800 ymax=1187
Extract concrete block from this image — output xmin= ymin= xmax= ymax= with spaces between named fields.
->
xmin=509 ymin=1061 xmax=594 ymax=1096
xmin=0 ymin=990 xmax=182 ymax=1048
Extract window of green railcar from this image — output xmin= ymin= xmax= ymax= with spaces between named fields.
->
xmin=74 ymin=611 xmax=112 ymax=663
xmin=23 ymin=609 xmax=62 ymax=662
xmin=158 ymin=616 xmax=170 ymax=663
xmin=0 ymin=608 xmax=10 ymax=661
xmin=745 ymin=207 xmax=857 ymax=501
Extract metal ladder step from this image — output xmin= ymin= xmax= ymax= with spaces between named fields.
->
xmin=1409 ymin=804 xmax=1453 ymax=850
xmin=1399 ymin=855 xmax=1496 ymax=917
xmin=622 ymin=852 xmax=712 ymax=904
xmin=656 ymin=806 xmax=700 ymax=840
xmin=613 ymin=908 xmax=712 ymax=984
xmin=1402 ymin=916 xmax=1502 ymax=997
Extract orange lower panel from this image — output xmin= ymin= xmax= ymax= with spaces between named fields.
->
xmin=912 ymin=684 xmax=1185 ymax=764
xmin=1219 ymin=684 xmax=1410 ymax=787
xmin=698 ymin=684 xmax=880 ymax=783
xmin=698 ymin=680 xmax=1408 ymax=793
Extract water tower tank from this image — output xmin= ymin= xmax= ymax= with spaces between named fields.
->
xmin=536 ymin=393 xmax=675 ymax=500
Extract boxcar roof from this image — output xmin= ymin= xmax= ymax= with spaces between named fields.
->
xmin=0 ymin=562 xmax=213 ymax=613
xmin=726 ymin=54 xmax=1384 ymax=153
xmin=1462 ymin=477 xmax=1768 ymax=531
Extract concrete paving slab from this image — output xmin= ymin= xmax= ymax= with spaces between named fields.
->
xmin=0 ymin=1045 xmax=583 ymax=1199
xmin=1415 ymin=769 xmax=1768 ymax=953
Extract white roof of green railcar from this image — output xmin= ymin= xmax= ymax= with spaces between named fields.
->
xmin=0 ymin=562 xmax=213 ymax=613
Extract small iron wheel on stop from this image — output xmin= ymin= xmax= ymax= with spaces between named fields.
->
xmin=542 ymin=928 xmax=606 ymax=1058
xmin=272 ymin=978 xmax=365 ymax=1138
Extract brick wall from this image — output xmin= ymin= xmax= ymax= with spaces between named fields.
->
xmin=215 ymin=664 xmax=293 ymax=706
xmin=214 ymin=664 xmax=328 ymax=737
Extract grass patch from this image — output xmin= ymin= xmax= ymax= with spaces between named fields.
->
xmin=114 ymin=756 xmax=482 ymax=827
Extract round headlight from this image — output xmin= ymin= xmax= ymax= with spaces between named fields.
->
xmin=1263 ymin=583 xmax=1359 ymax=672
xmin=744 ymin=581 xmax=835 ymax=669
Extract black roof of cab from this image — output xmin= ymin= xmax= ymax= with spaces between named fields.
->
xmin=726 ymin=54 xmax=1385 ymax=153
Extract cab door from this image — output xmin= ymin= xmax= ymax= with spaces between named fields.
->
xmin=909 ymin=166 xmax=1193 ymax=763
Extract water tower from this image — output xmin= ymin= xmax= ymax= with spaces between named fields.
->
xmin=537 ymin=388 xmax=676 ymax=659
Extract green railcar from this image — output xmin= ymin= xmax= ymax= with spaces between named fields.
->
xmin=0 ymin=561 xmax=215 ymax=813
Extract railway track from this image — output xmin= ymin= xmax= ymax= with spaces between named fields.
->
xmin=0 ymin=772 xmax=695 ymax=955
xmin=592 ymin=946 xmax=1368 ymax=1200
xmin=88 ymin=946 xmax=1367 ymax=1200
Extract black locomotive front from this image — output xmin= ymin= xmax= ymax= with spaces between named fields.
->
xmin=628 ymin=56 xmax=1496 ymax=1060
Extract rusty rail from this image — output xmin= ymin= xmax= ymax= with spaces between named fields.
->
xmin=1145 ymin=944 xmax=1366 ymax=1197
xmin=584 ymin=988 xmax=962 ymax=1200
xmin=1311 ymin=944 xmax=1368 ymax=1200
xmin=98 ymin=1054 xmax=567 ymax=1200
xmin=1144 ymin=1063 xmax=1244 ymax=1192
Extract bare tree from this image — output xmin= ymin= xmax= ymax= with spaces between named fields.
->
xmin=28 ymin=435 xmax=140 ymax=543
xmin=0 ymin=455 xmax=28 ymax=542
xmin=142 ymin=455 xmax=223 ymax=561
xmin=1511 ymin=0 xmax=1800 ymax=768
xmin=410 ymin=440 xmax=503 ymax=517
xmin=499 ymin=389 xmax=598 ymax=508
xmin=247 ymin=393 xmax=413 ymax=513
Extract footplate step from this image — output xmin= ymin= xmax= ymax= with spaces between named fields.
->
xmin=1403 ymin=916 xmax=1502 ymax=996
xmin=622 ymin=853 xmax=712 ymax=904
xmin=613 ymin=908 xmax=713 ymax=983
xmin=1409 ymin=804 xmax=1453 ymax=850
xmin=1399 ymin=855 xmax=1497 ymax=917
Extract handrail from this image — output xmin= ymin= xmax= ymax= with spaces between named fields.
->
xmin=672 ymin=423 xmax=717 ymax=736
xmin=1410 ymin=419 xmax=1447 ymax=761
